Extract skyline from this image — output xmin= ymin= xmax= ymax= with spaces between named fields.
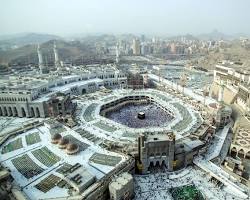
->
xmin=1 ymin=0 xmax=250 ymax=36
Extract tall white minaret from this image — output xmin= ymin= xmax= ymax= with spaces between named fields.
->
xmin=218 ymin=81 xmax=224 ymax=104
xmin=115 ymin=44 xmax=120 ymax=63
xmin=54 ymin=41 xmax=60 ymax=70
xmin=37 ymin=44 xmax=44 ymax=74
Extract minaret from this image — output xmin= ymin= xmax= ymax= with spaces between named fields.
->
xmin=54 ymin=41 xmax=60 ymax=71
xmin=216 ymin=80 xmax=226 ymax=129
xmin=115 ymin=44 xmax=120 ymax=63
xmin=218 ymin=81 xmax=224 ymax=104
xmin=37 ymin=44 xmax=44 ymax=74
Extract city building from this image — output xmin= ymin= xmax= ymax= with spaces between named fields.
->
xmin=132 ymin=38 xmax=141 ymax=55
xmin=109 ymin=172 xmax=134 ymax=200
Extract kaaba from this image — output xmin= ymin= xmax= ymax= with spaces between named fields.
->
xmin=138 ymin=112 xmax=145 ymax=119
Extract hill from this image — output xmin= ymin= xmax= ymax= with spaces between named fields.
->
xmin=0 ymin=39 xmax=112 ymax=65
xmin=0 ymin=33 xmax=61 ymax=49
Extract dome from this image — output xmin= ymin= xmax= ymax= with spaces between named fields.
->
xmin=58 ymin=138 xmax=69 ymax=149
xmin=51 ymin=133 xmax=62 ymax=144
xmin=66 ymin=143 xmax=79 ymax=155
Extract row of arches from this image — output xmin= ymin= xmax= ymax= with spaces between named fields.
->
xmin=0 ymin=97 xmax=28 ymax=102
xmin=104 ymin=82 xmax=119 ymax=87
xmin=30 ymin=107 xmax=40 ymax=117
xmin=230 ymin=147 xmax=250 ymax=159
xmin=40 ymin=88 xmax=47 ymax=93
xmin=0 ymin=106 xmax=40 ymax=118
xmin=98 ymin=74 xmax=115 ymax=79
xmin=0 ymin=106 xmax=18 ymax=117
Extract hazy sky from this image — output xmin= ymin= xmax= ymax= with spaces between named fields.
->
xmin=1 ymin=0 xmax=250 ymax=36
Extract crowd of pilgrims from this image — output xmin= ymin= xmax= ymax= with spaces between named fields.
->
xmin=107 ymin=103 xmax=173 ymax=128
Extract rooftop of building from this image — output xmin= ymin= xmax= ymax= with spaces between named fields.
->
xmin=216 ymin=63 xmax=250 ymax=75
xmin=0 ymin=64 xmax=123 ymax=94
xmin=146 ymin=132 xmax=175 ymax=142
xmin=0 ymin=121 xmax=128 ymax=199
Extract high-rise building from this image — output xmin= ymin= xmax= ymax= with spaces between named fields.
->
xmin=140 ymin=43 xmax=145 ymax=55
xmin=141 ymin=34 xmax=145 ymax=42
xmin=170 ymin=43 xmax=176 ymax=54
xmin=132 ymin=38 xmax=141 ymax=55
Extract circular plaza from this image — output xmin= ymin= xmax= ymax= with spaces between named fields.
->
xmin=79 ymin=89 xmax=204 ymax=141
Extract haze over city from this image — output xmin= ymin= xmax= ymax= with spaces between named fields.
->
xmin=1 ymin=1 xmax=250 ymax=200
xmin=1 ymin=0 xmax=250 ymax=36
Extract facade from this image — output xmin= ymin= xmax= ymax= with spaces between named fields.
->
xmin=214 ymin=64 xmax=250 ymax=114
xmin=137 ymin=132 xmax=204 ymax=173
xmin=138 ymin=132 xmax=175 ymax=174
xmin=127 ymin=73 xmax=144 ymax=89
xmin=213 ymin=63 xmax=250 ymax=172
xmin=230 ymin=126 xmax=250 ymax=159
xmin=237 ymin=85 xmax=250 ymax=114
xmin=215 ymin=104 xmax=232 ymax=129
xmin=127 ymin=64 xmax=147 ymax=89
xmin=46 ymin=93 xmax=75 ymax=117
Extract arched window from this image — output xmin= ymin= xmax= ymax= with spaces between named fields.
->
xmin=82 ymin=88 xmax=86 ymax=94
xmin=231 ymin=147 xmax=237 ymax=158
xmin=13 ymin=107 xmax=18 ymax=116
xmin=238 ymin=149 xmax=245 ymax=158
xmin=8 ymin=107 xmax=13 ymax=116
xmin=30 ymin=107 xmax=35 ymax=117
xmin=21 ymin=107 xmax=26 ymax=117
xmin=36 ymin=107 xmax=40 ymax=117
xmin=3 ymin=107 xmax=7 ymax=116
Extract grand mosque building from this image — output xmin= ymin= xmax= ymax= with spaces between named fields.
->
xmin=0 ymin=44 xmax=127 ymax=118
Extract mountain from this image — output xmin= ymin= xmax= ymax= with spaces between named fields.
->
xmin=0 ymin=33 xmax=61 ymax=48
xmin=167 ymin=34 xmax=199 ymax=41
xmin=197 ymin=30 xmax=234 ymax=41
xmin=0 ymin=39 xmax=109 ymax=65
